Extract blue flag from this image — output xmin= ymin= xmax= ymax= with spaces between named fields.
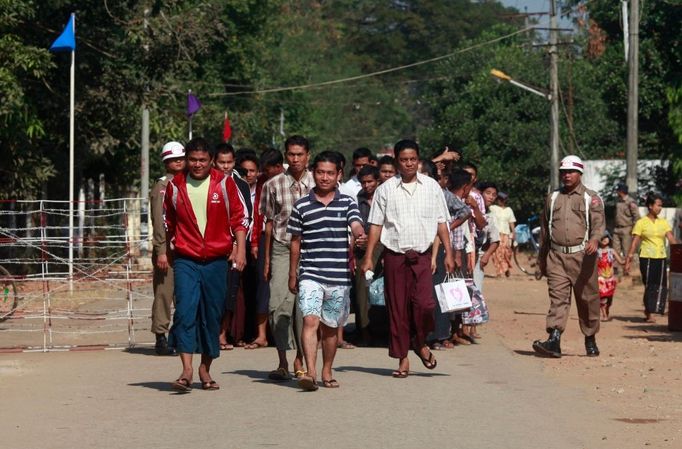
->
xmin=50 ymin=14 xmax=76 ymax=52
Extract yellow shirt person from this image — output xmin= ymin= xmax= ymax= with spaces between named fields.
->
xmin=632 ymin=216 xmax=672 ymax=259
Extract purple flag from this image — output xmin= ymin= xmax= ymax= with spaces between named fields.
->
xmin=187 ymin=92 xmax=201 ymax=117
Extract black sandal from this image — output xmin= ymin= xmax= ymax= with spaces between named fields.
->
xmin=416 ymin=350 xmax=437 ymax=370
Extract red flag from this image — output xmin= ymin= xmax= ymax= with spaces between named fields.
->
xmin=222 ymin=112 xmax=232 ymax=142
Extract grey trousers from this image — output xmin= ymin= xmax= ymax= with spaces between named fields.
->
xmin=268 ymin=241 xmax=302 ymax=352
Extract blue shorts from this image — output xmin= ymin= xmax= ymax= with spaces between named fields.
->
xmin=297 ymin=279 xmax=350 ymax=328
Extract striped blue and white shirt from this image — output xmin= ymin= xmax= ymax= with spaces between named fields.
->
xmin=287 ymin=190 xmax=362 ymax=286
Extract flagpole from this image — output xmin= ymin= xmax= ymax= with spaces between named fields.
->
xmin=188 ymin=89 xmax=193 ymax=140
xmin=68 ymin=13 xmax=75 ymax=292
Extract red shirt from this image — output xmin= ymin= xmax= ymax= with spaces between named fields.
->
xmin=164 ymin=168 xmax=247 ymax=260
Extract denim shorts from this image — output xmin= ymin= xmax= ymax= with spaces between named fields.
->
xmin=297 ymin=279 xmax=350 ymax=328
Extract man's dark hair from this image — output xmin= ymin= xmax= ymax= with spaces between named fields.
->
xmin=237 ymin=151 xmax=259 ymax=168
xmin=260 ymin=148 xmax=283 ymax=168
xmin=352 ymin=147 xmax=372 ymax=161
xmin=448 ymin=169 xmax=472 ymax=191
xmin=394 ymin=139 xmax=419 ymax=158
xmin=378 ymin=155 xmax=397 ymax=168
xmin=477 ymin=181 xmax=498 ymax=193
xmin=369 ymin=153 xmax=378 ymax=164
xmin=645 ymin=193 xmax=662 ymax=208
xmin=358 ymin=165 xmax=380 ymax=180
xmin=463 ymin=161 xmax=478 ymax=175
xmin=186 ymin=137 xmax=212 ymax=155
xmin=419 ymin=159 xmax=438 ymax=180
xmin=235 ymin=148 xmax=257 ymax=160
xmin=214 ymin=142 xmax=235 ymax=158
xmin=284 ymin=135 xmax=310 ymax=153
xmin=332 ymin=151 xmax=346 ymax=169
xmin=312 ymin=150 xmax=342 ymax=171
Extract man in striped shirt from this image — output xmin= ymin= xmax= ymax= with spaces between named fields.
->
xmin=287 ymin=151 xmax=365 ymax=391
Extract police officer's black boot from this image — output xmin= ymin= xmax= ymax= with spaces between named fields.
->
xmin=532 ymin=328 xmax=562 ymax=358
xmin=155 ymin=333 xmax=175 ymax=356
xmin=585 ymin=335 xmax=600 ymax=357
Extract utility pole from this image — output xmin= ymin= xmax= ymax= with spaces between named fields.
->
xmin=626 ymin=0 xmax=639 ymax=195
xmin=549 ymin=0 xmax=560 ymax=190
xmin=140 ymin=5 xmax=151 ymax=257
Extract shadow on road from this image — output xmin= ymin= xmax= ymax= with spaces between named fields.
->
xmin=125 ymin=347 xmax=163 ymax=357
xmin=226 ymin=369 xmax=301 ymax=389
xmin=334 ymin=365 xmax=449 ymax=378
xmin=128 ymin=381 xmax=189 ymax=394
xmin=611 ymin=315 xmax=649 ymax=324
xmin=513 ymin=349 xmax=581 ymax=358
xmin=513 ymin=310 xmax=546 ymax=316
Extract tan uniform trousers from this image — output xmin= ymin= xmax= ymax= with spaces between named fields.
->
xmin=545 ymin=249 xmax=600 ymax=336
xmin=151 ymin=253 xmax=175 ymax=335
xmin=269 ymin=241 xmax=303 ymax=352
xmin=612 ymin=227 xmax=632 ymax=258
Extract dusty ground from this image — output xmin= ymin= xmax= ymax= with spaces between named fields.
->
xmin=1 ymin=267 xmax=681 ymax=448
xmin=486 ymin=271 xmax=682 ymax=446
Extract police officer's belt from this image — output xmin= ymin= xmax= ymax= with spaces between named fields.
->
xmin=550 ymin=242 xmax=586 ymax=254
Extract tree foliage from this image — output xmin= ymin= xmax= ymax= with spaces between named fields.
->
xmin=1 ymin=0 xmax=679 ymax=207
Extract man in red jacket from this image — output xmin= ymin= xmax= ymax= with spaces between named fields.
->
xmin=164 ymin=137 xmax=247 ymax=392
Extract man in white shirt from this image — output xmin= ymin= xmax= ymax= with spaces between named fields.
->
xmin=360 ymin=139 xmax=455 ymax=378
xmin=339 ymin=147 xmax=372 ymax=200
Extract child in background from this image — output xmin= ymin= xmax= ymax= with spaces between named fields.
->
xmin=597 ymin=232 xmax=624 ymax=321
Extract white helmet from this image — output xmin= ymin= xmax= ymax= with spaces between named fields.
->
xmin=161 ymin=141 xmax=185 ymax=161
xmin=559 ymin=155 xmax=583 ymax=173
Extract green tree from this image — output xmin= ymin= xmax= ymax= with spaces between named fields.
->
xmin=0 ymin=0 xmax=56 ymax=199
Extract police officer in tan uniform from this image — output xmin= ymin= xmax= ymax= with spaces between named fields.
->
xmin=533 ymin=155 xmax=605 ymax=358
xmin=613 ymin=183 xmax=639 ymax=268
xmin=150 ymin=141 xmax=186 ymax=355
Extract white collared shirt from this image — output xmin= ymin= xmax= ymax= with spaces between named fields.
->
xmin=339 ymin=176 xmax=362 ymax=201
xmin=368 ymin=172 xmax=450 ymax=253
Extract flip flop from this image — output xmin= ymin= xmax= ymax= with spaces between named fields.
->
xmin=201 ymin=380 xmax=220 ymax=391
xmin=220 ymin=343 xmax=234 ymax=351
xmin=322 ymin=379 xmax=340 ymax=388
xmin=294 ymin=370 xmax=307 ymax=379
xmin=298 ymin=375 xmax=319 ymax=391
xmin=337 ymin=341 xmax=356 ymax=349
xmin=244 ymin=341 xmax=268 ymax=350
xmin=268 ymin=367 xmax=291 ymax=381
xmin=415 ymin=349 xmax=437 ymax=370
xmin=172 ymin=378 xmax=192 ymax=392
xmin=391 ymin=370 xmax=408 ymax=379
xmin=441 ymin=339 xmax=455 ymax=349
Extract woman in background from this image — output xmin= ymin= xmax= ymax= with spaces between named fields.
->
xmin=625 ymin=194 xmax=677 ymax=323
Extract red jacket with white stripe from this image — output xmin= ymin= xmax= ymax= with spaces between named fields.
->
xmin=164 ymin=168 xmax=248 ymax=261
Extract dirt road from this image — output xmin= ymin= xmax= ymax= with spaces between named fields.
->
xmin=1 ymin=274 xmax=680 ymax=449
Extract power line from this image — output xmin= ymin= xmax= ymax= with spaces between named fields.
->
xmin=206 ymin=26 xmax=537 ymax=97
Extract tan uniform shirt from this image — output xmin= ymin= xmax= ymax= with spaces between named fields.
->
xmin=150 ymin=175 xmax=170 ymax=256
xmin=542 ymin=183 xmax=605 ymax=247
xmin=615 ymin=194 xmax=639 ymax=228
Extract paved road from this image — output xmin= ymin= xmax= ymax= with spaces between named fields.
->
xmin=1 ymin=331 xmax=636 ymax=449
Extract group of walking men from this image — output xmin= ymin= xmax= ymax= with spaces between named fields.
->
xmin=149 ymin=132 xmax=612 ymax=392
xmin=150 ymin=135 xmax=451 ymax=391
